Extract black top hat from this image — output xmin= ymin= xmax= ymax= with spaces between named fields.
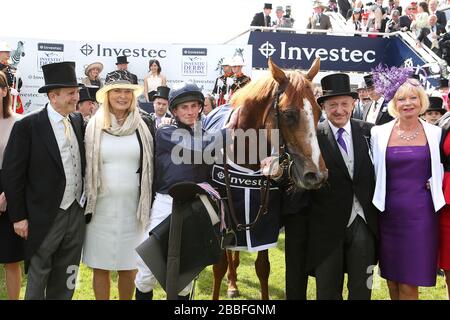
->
xmin=152 ymin=86 xmax=170 ymax=101
xmin=78 ymin=86 xmax=99 ymax=103
xmin=116 ymin=55 xmax=129 ymax=65
xmin=317 ymin=73 xmax=358 ymax=105
xmin=440 ymin=78 xmax=449 ymax=88
xmin=363 ymin=74 xmax=374 ymax=88
xmin=264 ymin=3 xmax=272 ymax=9
xmin=38 ymin=61 xmax=83 ymax=93
xmin=425 ymin=96 xmax=446 ymax=115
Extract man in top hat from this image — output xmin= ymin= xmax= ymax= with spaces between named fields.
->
xmin=362 ymin=74 xmax=393 ymax=125
xmin=76 ymin=86 xmax=99 ymax=121
xmin=2 ymin=61 xmax=86 ymax=299
xmin=307 ymin=1 xmax=332 ymax=32
xmin=305 ymin=73 xmax=378 ymax=300
xmin=229 ymin=56 xmax=251 ymax=98
xmin=250 ymin=3 xmax=273 ymax=31
xmin=212 ymin=58 xmax=234 ymax=106
xmin=149 ymin=85 xmax=172 ymax=129
xmin=423 ymin=96 xmax=446 ymax=125
xmin=106 ymin=55 xmax=138 ymax=85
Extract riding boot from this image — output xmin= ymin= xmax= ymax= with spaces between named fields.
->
xmin=135 ymin=288 xmax=153 ymax=300
xmin=177 ymin=294 xmax=190 ymax=300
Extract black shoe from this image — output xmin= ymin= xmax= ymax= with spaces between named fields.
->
xmin=135 ymin=288 xmax=153 ymax=300
xmin=177 ymin=294 xmax=190 ymax=300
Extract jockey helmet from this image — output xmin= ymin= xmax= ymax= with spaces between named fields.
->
xmin=169 ymin=82 xmax=204 ymax=112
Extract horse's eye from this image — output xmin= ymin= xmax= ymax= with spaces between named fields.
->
xmin=281 ymin=109 xmax=299 ymax=126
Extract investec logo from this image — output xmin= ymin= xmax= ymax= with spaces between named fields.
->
xmin=258 ymin=41 xmax=376 ymax=63
xmin=80 ymin=43 xmax=167 ymax=58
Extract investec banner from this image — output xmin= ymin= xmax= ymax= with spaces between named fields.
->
xmin=3 ymin=37 xmax=252 ymax=113
xmin=248 ymin=31 xmax=425 ymax=72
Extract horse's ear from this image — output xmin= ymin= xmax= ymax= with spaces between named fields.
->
xmin=268 ymin=58 xmax=288 ymax=88
xmin=306 ymin=58 xmax=320 ymax=81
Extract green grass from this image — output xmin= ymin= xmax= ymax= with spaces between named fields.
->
xmin=1 ymin=232 xmax=448 ymax=300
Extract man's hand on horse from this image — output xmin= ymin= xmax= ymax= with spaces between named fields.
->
xmin=261 ymin=156 xmax=283 ymax=180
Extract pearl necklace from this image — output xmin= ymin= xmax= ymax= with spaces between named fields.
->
xmin=397 ymin=125 xmax=420 ymax=141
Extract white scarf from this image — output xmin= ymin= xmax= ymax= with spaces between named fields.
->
xmin=84 ymin=107 xmax=154 ymax=227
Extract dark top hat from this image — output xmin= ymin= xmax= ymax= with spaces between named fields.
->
xmin=425 ymin=96 xmax=446 ymax=115
xmin=38 ymin=61 xmax=83 ymax=93
xmin=440 ymin=78 xmax=449 ymax=88
xmin=116 ymin=55 xmax=129 ymax=65
xmin=264 ymin=3 xmax=272 ymax=9
xmin=152 ymin=86 xmax=170 ymax=101
xmin=363 ymin=74 xmax=375 ymax=89
xmin=78 ymin=86 xmax=99 ymax=103
xmin=317 ymin=73 xmax=358 ymax=105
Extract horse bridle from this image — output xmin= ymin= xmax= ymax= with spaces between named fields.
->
xmin=223 ymin=85 xmax=293 ymax=231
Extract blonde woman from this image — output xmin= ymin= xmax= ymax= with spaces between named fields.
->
xmin=83 ymin=70 xmax=154 ymax=300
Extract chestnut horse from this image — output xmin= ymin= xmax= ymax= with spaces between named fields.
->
xmin=206 ymin=58 xmax=328 ymax=299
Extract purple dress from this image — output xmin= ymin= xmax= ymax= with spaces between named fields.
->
xmin=379 ymin=145 xmax=438 ymax=286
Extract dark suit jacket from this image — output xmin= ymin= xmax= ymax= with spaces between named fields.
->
xmin=399 ymin=15 xmax=413 ymax=31
xmin=362 ymin=99 xmax=393 ymax=126
xmin=2 ymin=106 xmax=86 ymax=266
xmin=307 ymin=13 xmax=332 ymax=31
xmin=251 ymin=12 xmax=270 ymax=28
xmin=417 ymin=24 xmax=446 ymax=53
xmin=306 ymin=120 xmax=379 ymax=272
xmin=435 ymin=10 xmax=447 ymax=27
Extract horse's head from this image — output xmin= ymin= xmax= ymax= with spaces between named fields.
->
xmin=230 ymin=58 xmax=328 ymax=190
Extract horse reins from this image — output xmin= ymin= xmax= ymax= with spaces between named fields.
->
xmin=223 ymin=85 xmax=291 ymax=231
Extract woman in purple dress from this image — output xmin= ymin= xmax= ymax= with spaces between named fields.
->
xmin=371 ymin=79 xmax=445 ymax=300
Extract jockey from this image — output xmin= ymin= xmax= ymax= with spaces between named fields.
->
xmin=134 ymin=82 xmax=236 ymax=300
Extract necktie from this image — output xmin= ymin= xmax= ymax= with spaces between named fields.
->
xmin=372 ymin=101 xmax=378 ymax=112
xmin=62 ymin=117 xmax=71 ymax=141
xmin=337 ymin=128 xmax=347 ymax=154
xmin=265 ymin=15 xmax=270 ymax=27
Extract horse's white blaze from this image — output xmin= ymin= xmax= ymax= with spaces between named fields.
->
xmin=303 ymin=98 xmax=321 ymax=169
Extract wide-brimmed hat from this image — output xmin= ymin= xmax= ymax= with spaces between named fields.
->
xmin=425 ymin=96 xmax=446 ymax=114
xmin=78 ymin=86 xmax=99 ymax=103
xmin=264 ymin=3 xmax=272 ymax=9
xmin=96 ymin=70 xmax=143 ymax=103
xmin=230 ymin=56 xmax=245 ymax=67
xmin=116 ymin=55 xmax=129 ymax=65
xmin=84 ymin=62 xmax=104 ymax=76
xmin=0 ymin=41 xmax=12 ymax=52
xmin=317 ymin=73 xmax=358 ymax=105
xmin=276 ymin=5 xmax=284 ymax=12
xmin=38 ymin=61 xmax=84 ymax=93
xmin=152 ymin=86 xmax=170 ymax=101
xmin=312 ymin=1 xmax=326 ymax=8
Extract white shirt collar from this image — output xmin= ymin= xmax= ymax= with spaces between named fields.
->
xmin=376 ymin=96 xmax=385 ymax=106
xmin=328 ymin=120 xmax=352 ymax=138
xmin=47 ymin=103 xmax=65 ymax=123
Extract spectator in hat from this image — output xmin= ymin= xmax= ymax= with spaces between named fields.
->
xmin=212 ymin=58 xmax=234 ymax=106
xmin=306 ymin=73 xmax=378 ymax=300
xmin=229 ymin=56 xmax=251 ymax=98
xmin=362 ymin=74 xmax=393 ymax=125
xmin=106 ymin=56 xmax=138 ymax=85
xmin=2 ymin=61 xmax=86 ymax=299
xmin=82 ymin=62 xmax=104 ymax=88
xmin=0 ymin=70 xmax=24 ymax=300
xmin=307 ymin=1 xmax=333 ymax=32
xmin=422 ymin=96 xmax=446 ymax=124
xmin=143 ymin=59 xmax=167 ymax=102
xmin=346 ymin=7 xmax=363 ymax=35
xmin=352 ymin=80 xmax=371 ymax=120
xmin=76 ymin=86 xmax=99 ymax=121
xmin=250 ymin=3 xmax=272 ymax=31
xmin=83 ymin=69 xmax=154 ymax=300
xmin=371 ymin=77 xmax=445 ymax=300
xmin=149 ymin=85 xmax=171 ymax=129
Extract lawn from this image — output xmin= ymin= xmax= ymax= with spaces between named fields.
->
xmin=1 ymin=232 xmax=448 ymax=300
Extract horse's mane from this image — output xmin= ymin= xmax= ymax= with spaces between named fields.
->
xmin=230 ymin=70 xmax=310 ymax=109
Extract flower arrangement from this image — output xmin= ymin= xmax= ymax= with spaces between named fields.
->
xmin=371 ymin=64 xmax=414 ymax=102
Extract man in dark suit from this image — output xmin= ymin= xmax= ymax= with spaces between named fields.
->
xmin=417 ymin=14 xmax=446 ymax=56
xmin=2 ymin=61 xmax=86 ymax=300
xmin=399 ymin=5 xmax=414 ymax=31
xmin=429 ymin=0 xmax=447 ymax=27
xmin=149 ymin=85 xmax=171 ymax=129
xmin=307 ymin=1 xmax=332 ymax=32
xmin=250 ymin=3 xmax=272 ymax=31
xmin=106 ymin=55 xmax=138 ymax=84
xmin=362 ymin=74 xmax=393 ymax=125
xmin=306 ymin=73 xmax=378 ymax=300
